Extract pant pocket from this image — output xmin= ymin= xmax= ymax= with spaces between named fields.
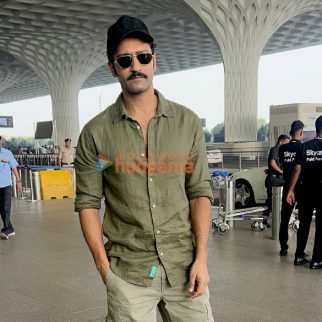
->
xmin=105 ymin=268 xmax=113 ymax=287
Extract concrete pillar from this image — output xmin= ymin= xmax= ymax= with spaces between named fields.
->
xmin=223 ymin=50 xmax=260 ymax=142
xmin=184 ymin=0 xmax=322 ymax=142
xmin=49 ymin=80 xmax=82 ymax=145
xmin=0 ymin=56 xmax=84 ymax=144
xmin=4 ymin=36 xmax=105 ymax=145
xmin=31 ymin=50 xmax=104 ymax=146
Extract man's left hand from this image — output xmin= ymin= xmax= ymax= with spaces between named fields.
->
xmin=188 ymin=259 xmax=210 ymax=299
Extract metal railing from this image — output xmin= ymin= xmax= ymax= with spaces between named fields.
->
xmin=15 ymin=150 xmax=269 ymax=172
xmin=13 ymin=165 xmax=75 ymax=201
xmin=14 ymin=153 xmax=59 ymax=166
xmin=210 ymin=150 xmax=269 ymax=172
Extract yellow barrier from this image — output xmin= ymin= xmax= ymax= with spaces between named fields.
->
xmin=39 ymin=170 xmax=74 ymax=200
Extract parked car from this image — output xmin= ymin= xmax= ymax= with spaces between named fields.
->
xmin=206 ymin=145 xmax=223 ymax=167
xmin=229 ymin=166 xmax=267 ymax=208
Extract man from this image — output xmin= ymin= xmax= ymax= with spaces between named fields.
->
xmin=278 ymin=121 xmax=304 ymax=256
xmin=58 ymin=138 xmax=75 ymax=166
xmin=262 ymin=134 xmax=290 ymax=227
xmin=287 ymin=115 xmax=322 ymax=269
xmin=0 ymin=135 xmax=23 ymax=240
xmin=75 ymin=16 xmax=214 ymax=322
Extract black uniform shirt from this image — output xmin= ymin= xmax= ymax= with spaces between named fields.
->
xmin=279 ymin=140 xmax=302 ymax=183
xmin=267 ymin=146 xmax=281 ymax=176
xmin=296 ymin=138 xmax=322 ymax=187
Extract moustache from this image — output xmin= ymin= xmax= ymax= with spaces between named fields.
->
xmin=127 ymin=72 xmax=148 ymax=81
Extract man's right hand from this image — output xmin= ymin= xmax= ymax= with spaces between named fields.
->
xmin=17 ymin=182 xmax=23 ymax=192
xmin=79 ymin=209 xmax=110 ymax=285
xmin=97 ymin=260 xmax=110 ymax=284
xmin=286 ymin=191 xmax=295 ymax=205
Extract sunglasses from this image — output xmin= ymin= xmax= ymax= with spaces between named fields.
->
xmin=114 ymin=52 xmax=153 ymax=69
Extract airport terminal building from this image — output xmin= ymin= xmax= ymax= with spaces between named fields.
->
xmin=1 ymin=1 xmax=322 ymax=321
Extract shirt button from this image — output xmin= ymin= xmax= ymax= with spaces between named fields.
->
xmin=156 ymin=230 xmax=160 ymax=234
xmin=137 ymin=125 xmax=140 ymax=130
xmin=160 ymin=252 xmax=164 ymax=256
xmin=152 ymin=204 xmax=156 ymax=208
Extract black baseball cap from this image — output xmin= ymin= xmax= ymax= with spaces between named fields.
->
xmin=106 ymin=15 xmax=154 ymax=62
xmin=64 ymin=138 xmax=71 ymax=142
xmin=289 ymin=120 xmax=304 ymax=136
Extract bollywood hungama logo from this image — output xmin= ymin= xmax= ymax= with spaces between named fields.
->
xmin=97 ymin=153 xmax=113 ymax=172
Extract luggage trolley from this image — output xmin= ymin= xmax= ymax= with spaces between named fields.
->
xmin=288 ymin=206 xmax=316 ymax=232
xmin=211 ymin=171 xmax=268 ymax=234
xmin=289 ymin=205 xmax=299 ymax=232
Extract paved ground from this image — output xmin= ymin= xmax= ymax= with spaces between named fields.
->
xmin=0 ymin=198 xmax=321 ymax=322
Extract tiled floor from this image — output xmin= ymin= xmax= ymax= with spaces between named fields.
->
xmin=0 ymin=198 xmax=321 ymax=322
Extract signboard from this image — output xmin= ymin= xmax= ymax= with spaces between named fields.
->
xmin=0 ymin=116 xmax=13 ymax=128
xmin=34 ymin=121 xmax=53 ymax=139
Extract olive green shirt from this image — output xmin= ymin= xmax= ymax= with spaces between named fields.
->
xmin=75 ymin=90 xmax=213 ymax=287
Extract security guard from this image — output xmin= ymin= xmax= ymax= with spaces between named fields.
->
xmin=262 ymin=134 xmax=290 ymax=227
xmin=287 ymin=115 xmax=322 ymax=269
xmin=278 ymin=120 xmax=304 ymax=256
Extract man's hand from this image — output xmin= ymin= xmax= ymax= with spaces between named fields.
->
xmin=287 ymin=164 xmax=301 ymax=205
xmin=286 ymin=191 xmax=295 ymax=205
xmin=188 ymin=197 xmax=211 ymax=299
xmin=79 ymin=208 xmax=110 ymax=285
xmin=188 ymin=259 xmax=210 ymax=299
xmin=17 ymin=182 xmax=23 ymax=192
xmin=97 ymin=259 xmax=110 ymax=284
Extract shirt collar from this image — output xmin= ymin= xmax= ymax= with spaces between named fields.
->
xmin=112 ymin=89 xmax=173 ymax=123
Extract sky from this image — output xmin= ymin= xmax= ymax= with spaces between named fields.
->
xmin=1 ymin=44 xmax=322 ymax=138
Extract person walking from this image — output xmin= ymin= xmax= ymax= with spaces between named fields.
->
xmin=278 ymin=120 xmax=304 ymax=256
xmin=287 ymin=115 xmax=322 ymax=269
xmin=74 ymin=15 xmax=214 ymax=321
xmin=0 ymin=135 xmax=23 ymax=240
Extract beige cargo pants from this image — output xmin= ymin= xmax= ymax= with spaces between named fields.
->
xmin=105 ymin=265 xmax=214 ymax=322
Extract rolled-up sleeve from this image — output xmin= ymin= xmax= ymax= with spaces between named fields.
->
xmin=74 ymin=124 xmax=103 ymax=212
xmin=185 ymin=116 xmax=213 ymax=203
